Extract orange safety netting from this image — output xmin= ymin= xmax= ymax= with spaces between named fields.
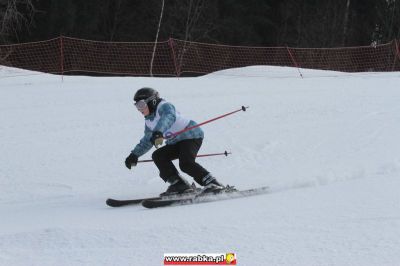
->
xmin=1 ymin=37 xmax=399 ymax=76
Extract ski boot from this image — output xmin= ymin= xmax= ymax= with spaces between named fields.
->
xmin=160 ymin=175 xmax=194 ymax=197
xmin=200 ymin=174 xmax=225 ymax=194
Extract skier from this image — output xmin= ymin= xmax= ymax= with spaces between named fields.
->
xmin=124 ymin=87 xmax=224 ymax=196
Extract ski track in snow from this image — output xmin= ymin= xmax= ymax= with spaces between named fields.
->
xmin=1 ymin=65 xmax=400 ymax=266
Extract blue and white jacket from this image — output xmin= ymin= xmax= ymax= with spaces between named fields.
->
xmin=131 ymin=100 xmax=204 ymax=157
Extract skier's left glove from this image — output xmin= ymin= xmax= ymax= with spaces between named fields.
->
xmin=150 ymin=131 xmax=164 ymax=149
xmin=125 ymin=153 xmax=138 ymax=169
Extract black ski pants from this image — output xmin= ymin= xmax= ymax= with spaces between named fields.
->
xmin=152 ymin=138 xmax=209 ymax=184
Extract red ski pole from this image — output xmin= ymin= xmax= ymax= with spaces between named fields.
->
xmin=165 ymin=106 xmax=248 ymax=139
xmin=138 ymin=151 xmax=231 ymax=163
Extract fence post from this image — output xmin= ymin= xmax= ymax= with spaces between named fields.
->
xmin=394 ymin=39 xmax=400 ymax=71
xmin=168 ymin=38 xmax=180 ymax=77
xmin=60 ymin=35 xmax=64 ymax=81
xmin=286 ymin=46 xmax=303 ymax=78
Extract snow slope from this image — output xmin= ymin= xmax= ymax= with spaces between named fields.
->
xmin=1 ymin=65 xmax=400 ymax=266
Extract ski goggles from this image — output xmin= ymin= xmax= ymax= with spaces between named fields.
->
xmin=134 ymin=95 xmax=156 ymax=111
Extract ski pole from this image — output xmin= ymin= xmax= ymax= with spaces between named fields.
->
xmin=165 ymin=106 xmax=248 ymax=139
xmin=137 ymin=151 xmax=231 ymax=163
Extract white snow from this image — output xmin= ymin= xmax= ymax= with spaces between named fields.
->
xmin=1 ymin=65 xmax=400 ymax=266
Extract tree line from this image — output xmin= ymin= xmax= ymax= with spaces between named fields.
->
xmin=1 ymin=0 xmax=400 ymax=48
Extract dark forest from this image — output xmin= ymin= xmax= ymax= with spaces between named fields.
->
xmin=1 ymin=0 xmax=400 ymax=47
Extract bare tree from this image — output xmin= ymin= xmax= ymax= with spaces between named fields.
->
xmin=342 ymin=0 xmax=351 ymax=46
xmin=182 ymin=0 xmax=206 ymax=42
xmin=150 ymin=0 xmax=165 ymax=76
xmin=0 ymin=0 xmax=36 ymax=43
xmin=99 ymin=0 xmax=123 ymax=41
xmin=178 ymin=0 xmax=205 ymax=70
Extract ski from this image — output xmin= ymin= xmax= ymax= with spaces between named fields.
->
xmin=106 ymin=186 xmax=202 ymax=207
xmin=106 ymin=197 xmax=161 ymax=207
xmin=141 ymin=186 xmax=269 ymax=209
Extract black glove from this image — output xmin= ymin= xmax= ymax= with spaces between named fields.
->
xmin=150 ymin=131 xmax=164 ymax=148
xmin=125 ymin=153 xmax=138 ymax=169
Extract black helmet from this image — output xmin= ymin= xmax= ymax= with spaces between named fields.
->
xmin=134 ymin=87 xmax=159 ymax=102
xmin=133 ymin=87 xmax=161 ymax=113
